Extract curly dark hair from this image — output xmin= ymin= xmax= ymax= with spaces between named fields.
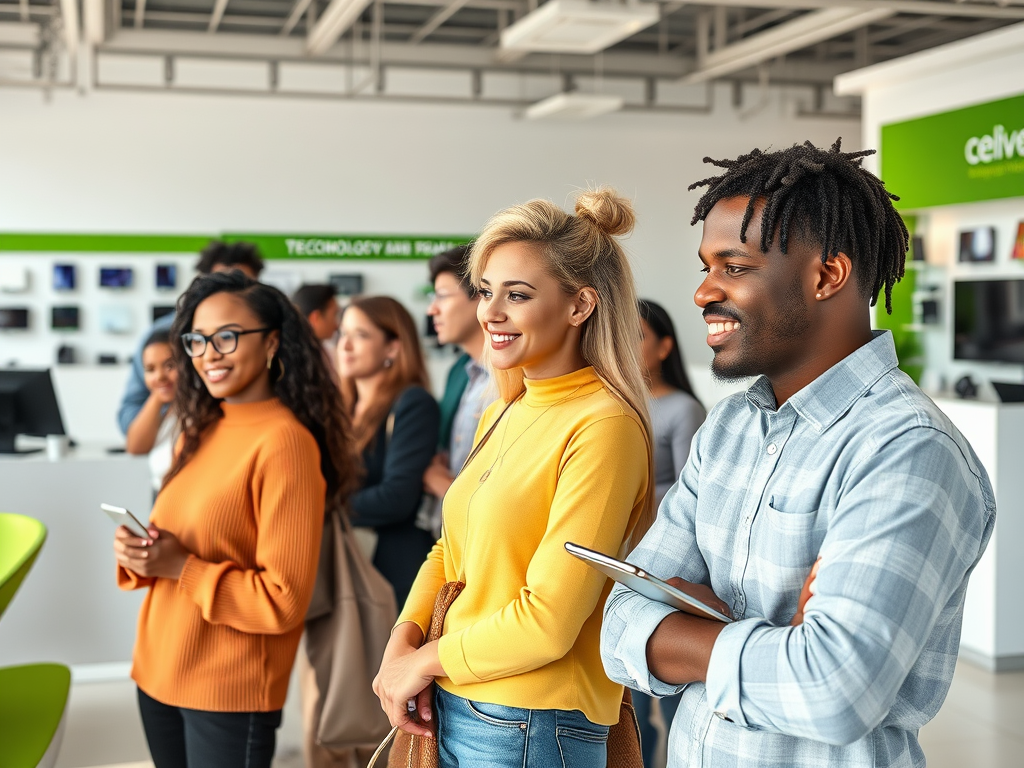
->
xmin=166 ymin=271 xmax=356 ymax=508
xmin=195 ymin=240 xmax=265 ymax=277
xmin=688 ymin=138 xmax=908 ymax=313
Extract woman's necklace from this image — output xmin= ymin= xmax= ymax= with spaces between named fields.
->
xmin=477 ymin=382 xmax=586 ymax=484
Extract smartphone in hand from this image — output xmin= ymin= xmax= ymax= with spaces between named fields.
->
xmin=101 ymin=503 xmax=150 ymax=539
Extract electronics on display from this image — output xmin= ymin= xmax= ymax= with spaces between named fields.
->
xmin=0 ymin=264 xmax=29 ymax=293
xmin=1013 ymin=222 xmax=1024 ymax=261
xmin=53 ymin=264 xmax=76 ymax=291
xmin=98 ymin=305 xmax=134 ymax=334
xmin=51 ymin=306 xmax=80 ymax=330
xmin=0 ymin=308 xmax=30 ymax=329
xmin=958 ymin=227 xmax=997 ymax=263
xmin=152 ymin=305 xmax=175 ymax=322
xmin=328 ymin=273 xmax=364 ymax=296
xmin=953 ymin=279 xmax=1024 ymax=364
xmin=156 ymin=264 xmax=177 ymax=289
xmin=99 ymin=267 xmax=134 ymax=288
xmin=0 ymin=369 xmax=65 ymax=454
xmin=911 ymin=235 xmax=926 ymax=262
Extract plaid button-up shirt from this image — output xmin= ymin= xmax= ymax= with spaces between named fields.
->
xmin=602 ymin=331 xmax=995 ymax=768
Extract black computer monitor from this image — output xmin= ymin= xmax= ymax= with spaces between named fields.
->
xmin=0 ymin=369 xmax=66 ymax=454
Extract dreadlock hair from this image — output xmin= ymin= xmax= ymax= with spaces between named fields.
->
xmin=166 ymin=271 xmax=358 ymax=510
xmin=688 ymin=138 xmax=908 ymax=313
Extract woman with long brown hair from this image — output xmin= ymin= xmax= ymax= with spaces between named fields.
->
xmin=113 ymin=270 xmax=356 ymax=768
xmin=337 ymin=295 xmax=440 ymax=606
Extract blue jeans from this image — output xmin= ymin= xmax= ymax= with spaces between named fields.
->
xmin=435 ymin=686 xmax=609 ymax=768
xmin=632 ymin=691 xmax=681 ymax=768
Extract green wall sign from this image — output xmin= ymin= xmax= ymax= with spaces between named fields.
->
xmin=881 ymin=92 xmax=1024 ymax=209
xmin=0 ymin=232 xmax=473 ymax=259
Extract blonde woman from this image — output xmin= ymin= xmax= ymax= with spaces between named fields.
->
xmin=373 ymin=189 xmax=654 ymax=768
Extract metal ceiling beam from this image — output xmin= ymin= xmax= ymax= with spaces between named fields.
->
xmin=59 ymin=0 xmax=79 ymax=56
xmin=306 ymin=0 xmax=373 ymax=54
xmin=280 ymin=0 xmax=314 ymax=35
xmin=208 ymin=0 xmax=230 ymax=32
xmin=683 ymin=0 xmax=1024 ymax=19
xmin=123 ymin=10 xmax=286 ymax=27
xmin=686 ymin=6 xmax=895 ymax=82
xmin=84 ymin=0 xmax=106 ymax=42
xmin=408 ymin=0 xmax=470 ymax=44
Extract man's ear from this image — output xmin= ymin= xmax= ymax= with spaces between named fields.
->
xmin=814 ymin=252 xmax=854 ymax=301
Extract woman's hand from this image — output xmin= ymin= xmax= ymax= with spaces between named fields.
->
xmin=665 ymin=577 xmax=732 ymax=619
xmin=373 ymin=623 xmax=440 ymax=738
xmin=422 ymin=454 xmax=454 ymax=498
xmin=114 ymin=525 xmax=191 ymax=580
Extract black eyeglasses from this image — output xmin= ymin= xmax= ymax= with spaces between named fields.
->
xmin=180 ymin=328 xmax=271 ymax=357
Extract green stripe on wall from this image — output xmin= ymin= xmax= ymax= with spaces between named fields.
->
xmin=0 ymin=233 xmax=213 ymax=253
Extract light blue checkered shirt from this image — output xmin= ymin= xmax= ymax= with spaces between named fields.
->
xmin=602 ymin=331 xmax=995 ymax=768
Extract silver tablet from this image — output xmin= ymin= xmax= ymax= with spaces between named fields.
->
xmin=564 ymin=542 xmax=732 ymax=623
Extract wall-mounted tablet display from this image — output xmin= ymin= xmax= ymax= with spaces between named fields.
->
xmin=1013 ymin=222 xmax=1024 ymax=261
xmin=954 ymin=279 xmax=1024 ymax=364
xmin=910 ymin=235 xmax=926 ymax=262
xmin=958 ymin=227 xmax=997 ymax=263
xmin=51 ymin=306 xmax=80 ymax=330
xmin=0 ymin=308 xmax=30 ymax=329
xmin=98 ymin=305 xmax=134 ymax=334
xmin=0 ymin=264 xmax=29 ymax=293
xmin=99 ymin=267 xmax=134 ymax=288
xmin=156 ymin=264 xmax=177 ymax=290
xmin=152 ymin=305 xmax=175 ymax=323
xmin=328 ymin=273 xmax=364 ymax=296
xmin=53 ymin=264 xmax=77 ymax=291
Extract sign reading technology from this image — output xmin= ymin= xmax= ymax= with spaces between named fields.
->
xmin=881 ymin=92 xmax=1024 ymax=209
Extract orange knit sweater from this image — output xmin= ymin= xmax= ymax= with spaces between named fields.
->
xmin=117 ymin=398 xmax=326 ymax=712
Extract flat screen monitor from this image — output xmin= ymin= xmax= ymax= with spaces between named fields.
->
xmin=958 ymin=228 xmax=997 ymax=263
xmin=156 ymin=264 xmax=177 ymax=290
xmin=152 ymin=305 xmax=176 ymax=323
xmin=0 ymin=369 xmax=65 ymax=453
xmin=0 ymin=308 xmax=29 ymax=329
xmin=953 ymin=279 xmax=1024 ymax=364
xmin=52 ymin=306 xmax=80 ymax=330
xmin=329 ymin=273 xmax=364 ymax=296
xmin=53 ymin=264 xmax=76 ymax=291
xmin=99 ymin=267 xmax=134 ymax=288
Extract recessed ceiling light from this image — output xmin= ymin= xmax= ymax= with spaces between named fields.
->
xmin=524 ymin=92 xmax=626 ymax=120
xmin=501 ymin=0 xmax=659 ymax=55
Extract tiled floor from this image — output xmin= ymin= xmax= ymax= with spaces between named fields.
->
xmin=57 ymin=661 xmax=1024 ymax=768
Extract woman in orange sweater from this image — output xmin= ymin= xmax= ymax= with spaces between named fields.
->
xmin=113 ymin=270 xmax=356 ymax=768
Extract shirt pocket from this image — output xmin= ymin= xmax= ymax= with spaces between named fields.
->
xmin=761 ymin=495 xmax=823 ymax=569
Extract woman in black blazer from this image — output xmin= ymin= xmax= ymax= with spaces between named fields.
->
xmin=337 ymin=296 xmax=440 ymax=606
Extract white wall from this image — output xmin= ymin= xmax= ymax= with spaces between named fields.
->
xmin=0 ymin=77 xmax=857 ymax=372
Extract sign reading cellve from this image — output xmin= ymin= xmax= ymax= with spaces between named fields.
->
xmin=880 ymin=92 xmax=1024 ymax=209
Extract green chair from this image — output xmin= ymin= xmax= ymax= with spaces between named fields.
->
xmin=0 ymin=513 xmax=72 ymax=768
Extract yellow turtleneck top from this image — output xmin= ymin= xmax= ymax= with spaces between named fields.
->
xmin=117 ymin=398 xmax=325 ymax=712
xmin=397 ymin=366 xmax=650 ymax=726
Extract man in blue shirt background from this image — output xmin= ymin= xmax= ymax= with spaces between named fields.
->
xmin=116 ymin=241 xmax=264 ymax=435
xmin=601 ymin=140 xmax=995 ymax=768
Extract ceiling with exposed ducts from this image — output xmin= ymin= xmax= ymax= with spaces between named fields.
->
xmin=2 ymin=0 xmax=1023 ymax=113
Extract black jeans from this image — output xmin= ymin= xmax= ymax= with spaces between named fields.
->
xmin=137 ymin=687 xmax=282 ymax=768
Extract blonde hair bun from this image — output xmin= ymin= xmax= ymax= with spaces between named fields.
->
xmin=574 ymin=187 xmax=636 ymax=237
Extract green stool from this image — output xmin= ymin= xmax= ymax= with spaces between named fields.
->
xmin=0 ymin=513 xmax=72 ymax=768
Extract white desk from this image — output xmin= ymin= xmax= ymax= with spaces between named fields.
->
xmin=0 ymin=445 xmax=152 ymax=673
xmin=934 ymin=398 xmax=1024 ymax=672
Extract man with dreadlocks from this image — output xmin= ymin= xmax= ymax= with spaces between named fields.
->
xmin=601 ymin=139 xmax=995 ymax=767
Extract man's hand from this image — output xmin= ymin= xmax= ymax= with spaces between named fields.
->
xmin=113 ymin=525 xmax=190 ymax=580
xmin=645 ymin=578 xmax=730 ymax=686
xmin=422 ymin=454 xmax=454 ymax=498
xmin=791 ymin=558 xmax=821 ymax=626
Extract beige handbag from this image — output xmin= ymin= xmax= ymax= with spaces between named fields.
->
xmin=304 ymin=506 xmax=399 ymax=751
